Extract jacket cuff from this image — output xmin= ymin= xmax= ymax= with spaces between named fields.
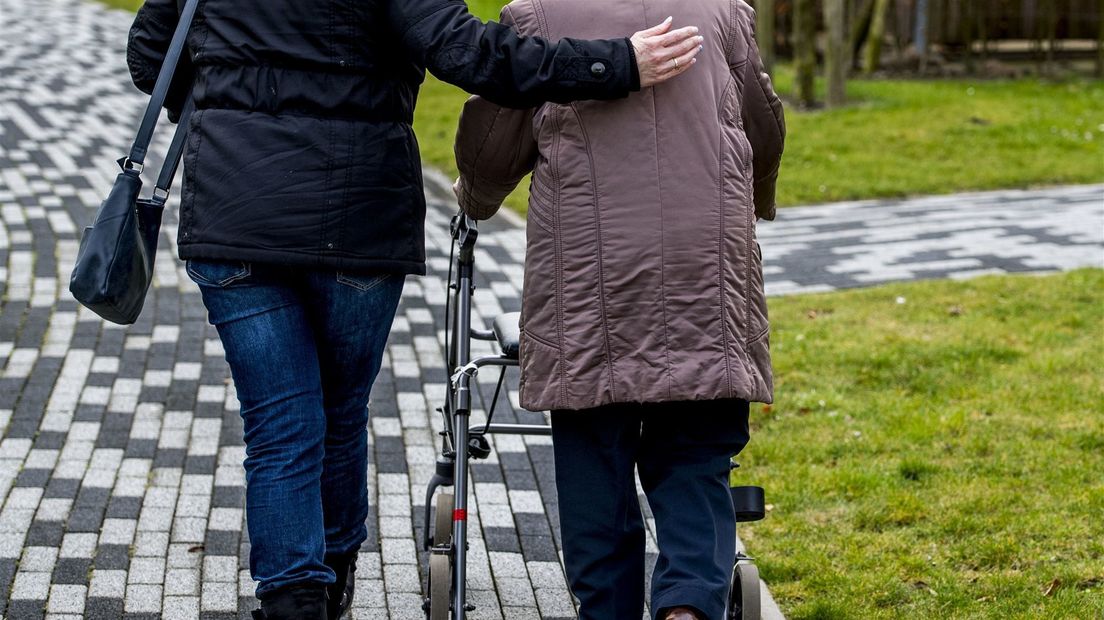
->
xmin=753 ymin=175 xmax=778 ymax=221
xmin=624 ymin=37 xmax=641 ymax=92
xmin=455 ymin=177 xmax=504 ymax=221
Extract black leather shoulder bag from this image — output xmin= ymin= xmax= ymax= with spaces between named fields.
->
xmin=69 ymin=0 xmax=198 ymax=325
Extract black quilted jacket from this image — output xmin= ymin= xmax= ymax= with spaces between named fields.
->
xmin=127 ymin=0 xmax=639 ymax=274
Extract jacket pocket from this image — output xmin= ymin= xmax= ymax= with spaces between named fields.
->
xmin=519 ymin=329 xmax=563 ymax=411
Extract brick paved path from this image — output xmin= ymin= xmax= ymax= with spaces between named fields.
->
xmin=1 ymin=0 xmax=1102 ymax=619
xmin=757 ymin=184 xmax=1104 ymax=296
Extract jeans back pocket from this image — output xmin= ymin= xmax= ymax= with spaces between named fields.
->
xmin=186 ymin=259 xmax=252 ymax=288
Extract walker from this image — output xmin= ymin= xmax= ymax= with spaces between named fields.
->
xmin=421 ymin=213 xmax=766 ymax=620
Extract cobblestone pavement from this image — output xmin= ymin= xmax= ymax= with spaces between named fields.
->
xmin=1 ymin=0 xmax=1102 ymax=619
xmin=757 ymin=184 xmax=1104 ymax=296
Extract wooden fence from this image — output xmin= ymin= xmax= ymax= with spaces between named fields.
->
xmin=763 ymin=0 xmax=1103 ymax=51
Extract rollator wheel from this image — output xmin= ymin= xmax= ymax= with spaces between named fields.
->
xmin=433 ymin=492 xmax=454 ymax=546
xmin=429 ymin=555 xmax=451 ymax=620
xmin=728 ymin=561 xmax=761 ymax=620
xmin=428 ymin=492 xmax=454 ymax=620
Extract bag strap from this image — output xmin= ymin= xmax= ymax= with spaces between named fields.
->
xmin=124 ymin=0 xmax=201 ymax=172
xmin=150 ymin=98 xmax=195 ymax=205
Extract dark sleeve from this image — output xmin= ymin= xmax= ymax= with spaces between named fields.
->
xmin=126 ymin=0 xmax=194 ymax=122
xmin=386 ymin=0 xmax=640 ymax=109
xmin=737 ymin=4 xmax=785 ymax=222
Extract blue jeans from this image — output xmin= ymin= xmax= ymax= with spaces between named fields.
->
xmin=551 ymin=400 xmax=751 ymax=620
xmin=187 ymin=259 xmax=404 ymax=596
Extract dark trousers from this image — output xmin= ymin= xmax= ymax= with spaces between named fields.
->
xmin=551 ymin=399 xmax=751 ymax=620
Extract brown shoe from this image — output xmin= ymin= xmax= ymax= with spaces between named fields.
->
xmin=664 ymin=607 xmax=702 ymax=620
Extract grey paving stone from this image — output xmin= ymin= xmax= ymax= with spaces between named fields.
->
xmin=46 ymin=583 xmax=86 ymax=614
xmin=10 ymin=568 xmax=52 ymax=602
xmin=163 ymin=595 xmax=200 ymax=620
xmin=123 ymin=583 xmax=162 ymax=613
xmin=210 ymin=486 xmax=244 ymax=509
xmin=43 ymin=478 xmax=79 ymax=500
xmin=88 ymin=570 xmax=126 ymax=599
xmin=24 ymin=521 xmax=64 ymax=547
xmin=15 ymin=468 xmax=52 ymax=488
xmin=382 ymin=563 xmax=421 ymax=594
xmin=200 ymin=581 xmax=236 ymax=612
xmin=6 ymin=598 xmax=47 ymax=620
xmin=203 ymin=530 xmax=240 ymax=557
xmin=482 ymin=527 xmax=521 ymax=553
xmin=92 ymin=545 xmax=131 ymax=571
xmin=50 ymin=558 xmax=91 ymax=585
xmin=519 ymin=535 xmax=559 ymax=563
xmin=105 ymin=496 xmax=143 ymax=520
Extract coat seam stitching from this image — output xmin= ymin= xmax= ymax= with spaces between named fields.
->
xmin=532 ymin=0 xmax=550 ymax=40
xmin=726 ymin=0 xmax=738 ymax=64
xmin=338 ymin=121 xmax=354 ymax=268
xmin=718 ymin=81 xmax=735 ymax=399
xmin=319 ymin=119 xmax=336 ymax=266
xmin=646 ymin=87 xmax=674 ymax=399
xmin=550 ymin=110 xmax=568 ymax=410
xmin=527 ymin=196 xmax=555 ymax=233
xmin=570 ymin=105 xmax=618 ymax=403
xmin=742 ymin=156 xmax=757 ymax=376
xmin=639 ymin=0 xmax=673 ymax=399
xmin=181 ymin=109 xmax=203 ymax=238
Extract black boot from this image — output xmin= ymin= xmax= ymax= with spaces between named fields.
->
xmin=253 ymin=583 xmax=328 ymax=620
xmin=324 ymin=553 xmax=357 ymax=619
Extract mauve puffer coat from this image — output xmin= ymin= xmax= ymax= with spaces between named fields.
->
xmin=455 ymin=0 xmax=785 ymax=412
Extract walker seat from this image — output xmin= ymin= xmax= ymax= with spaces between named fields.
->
xmin=493 ymin=312 xmax=521 ymax=359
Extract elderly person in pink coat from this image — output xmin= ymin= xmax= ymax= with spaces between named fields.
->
xmin=454 ymin=1 xmax=785 ymax=618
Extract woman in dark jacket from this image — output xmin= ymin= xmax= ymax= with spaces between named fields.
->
xmin=126 ymin=1 xmax=703 ymax=618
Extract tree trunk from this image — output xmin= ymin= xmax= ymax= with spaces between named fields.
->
xmin=850 ymin=0 xmax=876 ymax=68
xmin=1044 ymin=0 xmax=1058 ymax=75
xmin=960 ymin=0 xmax=975 ymax=74
xmin=862 ymin=0 xmax=890 ymax=74
xmin=914 ymin=0 xmax=930 ymax=71
xmin=893 ymin=0 xmax=910 ymax=60
xmin=1098 ymin=0 xmax=1104 ymax=77
xmin=978 ymin=2 xmax=989 ymax=62
xmin=756 ymin=0 xmax=776 ymax=75
xmin=794 ymin=0 xmax=817 ymax=107
xmin=825 ymin=0 xmax=847 ymax=106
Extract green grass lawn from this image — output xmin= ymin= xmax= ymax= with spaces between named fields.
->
xmin=770 ymin=70 xmax=1104 ymax=205
xmin=741 ymin=269 xmax=1104 ymax=619
xmin=99 ymin=0 xmax=142 ymax=10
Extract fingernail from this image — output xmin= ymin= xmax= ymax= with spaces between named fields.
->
xmin=666 ymin=16 xmax=673 ymax=22
xmin=699 ymin=45 xmax=704 ymax=51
